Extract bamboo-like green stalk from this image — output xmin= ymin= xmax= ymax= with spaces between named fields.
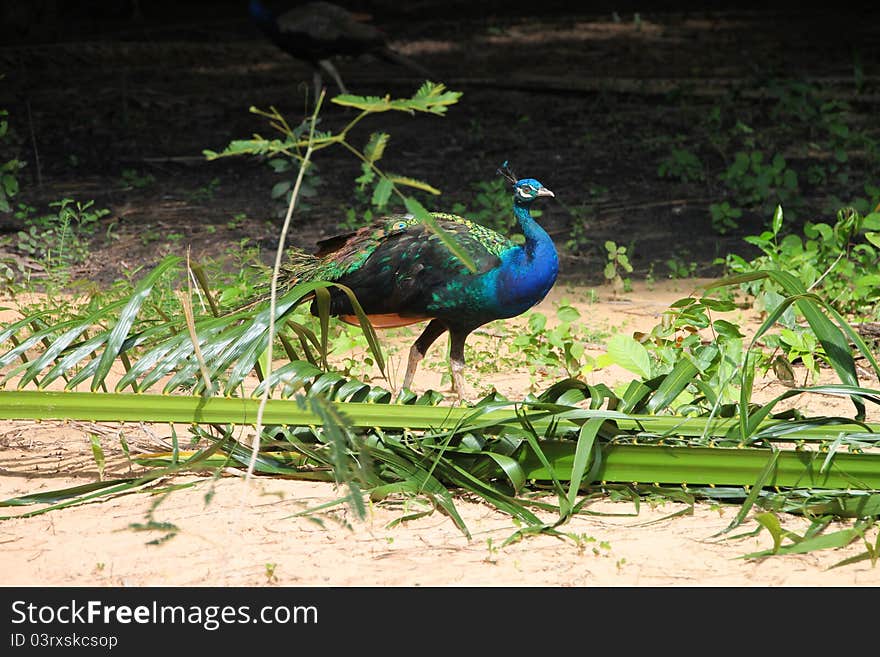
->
xmin=1 ymin=390 xmax=876 ymax=439
xmin=3 ymin=389 xmax=880 ymax=490
xmin=136 ymin=443 xmax=880 ymax=490
xmin=518 ymin=442 xmax=880 ymax=489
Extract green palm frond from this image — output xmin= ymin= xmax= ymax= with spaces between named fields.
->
xmin=2 ymin=265 xmax=879 ymax=552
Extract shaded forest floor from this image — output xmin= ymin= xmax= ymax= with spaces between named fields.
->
xmin=1 ymin=5 xmax=879 ymax=287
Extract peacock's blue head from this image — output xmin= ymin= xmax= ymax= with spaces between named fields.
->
xmin=514 ymin=178 xmax=554 ymax=205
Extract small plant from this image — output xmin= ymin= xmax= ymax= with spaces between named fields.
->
xmin=762 ymin=326 xmax=826 ymax=385
xmin=603 ymin=240 xmax=633 ymax=293
xmin=665 ymin=254 xmax=697 ymax=279
xmin=327 ymin=325 xmax=376 ymax=379
xmin=265 ymin=562 xmax=278 ymax=583
xmin=14 ymin=199 xmax=109 ymax=270
xmin=0 ymin=107 xmax=23 ymax=214
xmin=721 ymin=204 xmax=880 ymax=320
xmin=484 ymin=537 xmax=499 ymax=564
xmin=215 ymin=238 xmax=266 ymax=308
xmin=508 ymin=301 xmax=603 ymax=384
xmin=657 ymin=146 xmax=704 ymax=183
xmin=709 ymin=201 xmax=742 ymax=235
xmin=226 ymin=213 xmax=248 ymax=230
xmin=599 ymin=294 xmax=745 ymax=410
xmin=189 ymin=177 xmax=221 ymax=203
xmin=563 ymin=185 xmax=607 ymax=254
xmin=566 ymin=532 xmax=597 ymax=555
xmin=120 ymin=168 xmax=155 ymax=189
xmin=139 ymin=225 xmax=162 ymax=246
xmin=269 ymin=158 xmax=322 ymax=219
xmin=89 ymin=434 xmax=106 ymax=481
xmin=719 ymin=150 xmax=799 ymax=217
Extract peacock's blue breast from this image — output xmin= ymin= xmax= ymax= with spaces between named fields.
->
xmin=492 ymin=248 xmax=559 ymax=318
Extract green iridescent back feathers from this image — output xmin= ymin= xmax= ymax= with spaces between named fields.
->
xmin=277 ymin=212 xmax=515 ymax=316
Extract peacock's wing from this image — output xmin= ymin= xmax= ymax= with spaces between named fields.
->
xmin=313 ymin=213 xmax=513 ymax=318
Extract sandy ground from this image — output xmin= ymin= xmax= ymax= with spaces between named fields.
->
xmin=1 ymin=279 xmax=879 ymax=587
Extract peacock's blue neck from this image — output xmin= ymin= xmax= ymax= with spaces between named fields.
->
xmin=489 ymin=201 xmax=559 ymax=318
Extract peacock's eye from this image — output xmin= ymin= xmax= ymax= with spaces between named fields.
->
xmin=520 ymin=185 xmax=532 ymax=193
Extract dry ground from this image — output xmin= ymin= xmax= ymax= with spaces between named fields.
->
xmin=2 ymin=280 xmax=879 ymax=587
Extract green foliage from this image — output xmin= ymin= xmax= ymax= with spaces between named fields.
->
xmin=767 ymin=81 xmax=873 ymax=190
xmin=509 ymin=302 xmax=600 ymax=383
xmin=268 ymin=153 xmax=322 ymax=219
xmin=655 ymin=78 xmax=879 ymax=237
xmin=13 ymin=199 xmax=109 ymax=270
xmin=722 ymin=205 xmax=880 ymax=320
xmin=599 ymin=294 xmax=744 ymax=411
xmin=761 ymin=326 xmax=825 ymax=385
xmin=120 ymin=168 xmax=155 ymax=190
xmin=204 ymin=82 xmax=472 ymax=270
xmin=665 ymin=253 xmax=697 ymax=279
xmin=3 ymin=248 xmax=880 ymax=553
xmin=720 ymin=150 xmax=799 ymax=217
xmin=603 ymin=240 xmax=633 ymax=292
xmin=709 ymin=201 xmax=742 ymax=235
xmin=339 ymin=133 xmax=444 ymax=230
xmin=563 ymin=185 xmax=607 ymax=254
xmin=188 ymin=177 xmax=221 ymax=203
xmin=0 ymin=104 xmax=24 ymax=214
xmin=3 ymin=80 xmax=880 ymax=559
xmin=657 ymin=146 xmax=704 ymax=183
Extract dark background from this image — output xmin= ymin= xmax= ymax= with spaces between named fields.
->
xmin=1 ymin=1 xmax=878 ymax=285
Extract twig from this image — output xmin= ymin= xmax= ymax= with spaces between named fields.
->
xmin=247 ymin=90 xmax=325 ymax=483
xmin=25 ymin=98 xmax=42 ymax=188
xmin=807 ymin=249 xmax=846 ymax=293
xmin=180 ymin=247 xmax=215 ymax=395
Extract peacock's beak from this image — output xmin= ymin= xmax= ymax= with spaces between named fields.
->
xmin=537 ymin=187 xmax=555 ymax=198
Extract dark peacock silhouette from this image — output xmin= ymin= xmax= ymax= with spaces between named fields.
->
xmin=279 ymin=168 xmax=558 ymax=396
xmin=248 ymin=0 xmax=434 ymax=97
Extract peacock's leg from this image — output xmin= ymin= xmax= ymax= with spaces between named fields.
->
xmin=318 ymin=59 xmax=348 ymax=95
xmin=403 ymin=319 xmax=446 ymax=391
xmin=448 ymin=330 xmax=469 ymax=397
xmin=312 ymin=69 xmax=324 ymax=102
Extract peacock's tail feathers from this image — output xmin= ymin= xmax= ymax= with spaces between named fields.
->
xmin=279 ymin=247 xmax=325 ymax=287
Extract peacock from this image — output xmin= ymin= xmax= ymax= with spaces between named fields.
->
xmin=278 ymin=167 xmax=558 ymax=396
xmin=248 ymin=0 xmax=434 ymax=97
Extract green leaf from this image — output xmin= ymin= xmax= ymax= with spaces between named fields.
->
xmin=565 ymin=418 xmax=603 ymax=513
xmin=91 ymin=255 xmax=182 ymax=392
xmin=743 ymin=524 xmax=864 ymax=559
xmin=645 ymin=357 xmax=699 ymax=413
xmin=556 ymin=304 xmax=581 ymax=324
xmin=387 ymin=175 xmax=441 ymax=195
xmin=772 ymin=205 xmax=784 ymax=234
xmin=713 ymin=319 xmax=745 ymax=340
xmin=605 ymin=334 xmax=652 ymax=379
xmin=364 ymin=132 xmax=389 ymax=163
xmin=271 ymin=181 xmax=291 ymax=199
xmin=753 ymin=511 xmax=784 ymax=552
xmin=371 ymin=177 xmax=393 ymax=208
xmin=89 ymin=434 xmax=106 ymax=481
